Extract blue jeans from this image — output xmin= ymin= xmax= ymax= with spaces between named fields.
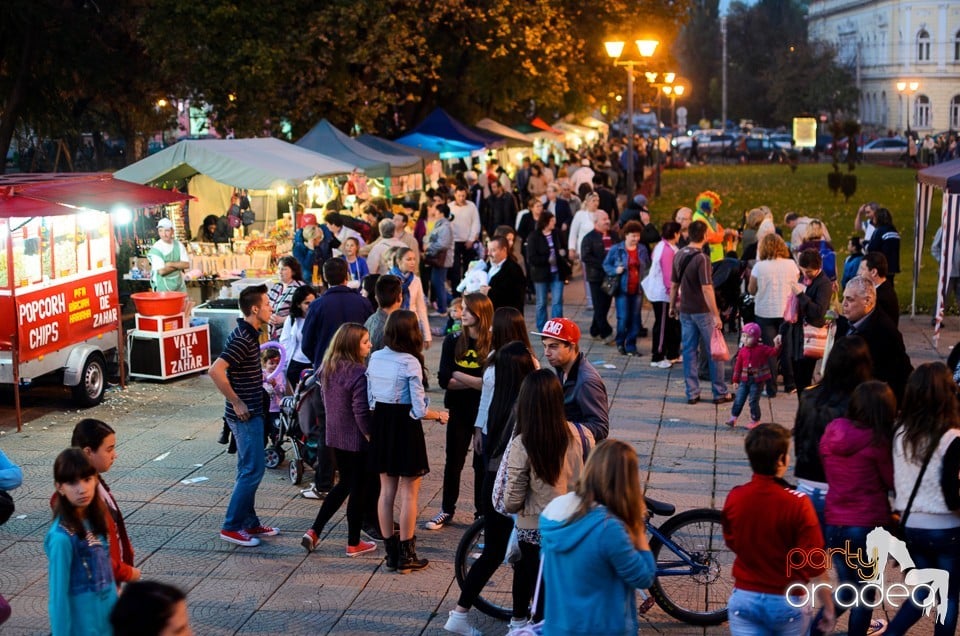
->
xmin=728 ymin=588 xmax=812 ymax=636
xmin=731 ymin=377 xmax=762 ymax=421
xmin=534 ymin=273 xmax=564 ymax=331
xmin=887 ymin=525 xmax=960 ymax=636
xmin=223 ymin=415 xmax=266 ymax=532
xmin=431 ymin=266 xmax=449 ymax=313
xmin=824 ymin=525 xmax=877 ymax=636
xmin=680 ymin=312 xmax=727 ymax=400
xmin=615 ymin=292 xmax=642 ymax=352
xmin=796 ymin=481 xmax=828 ymax=533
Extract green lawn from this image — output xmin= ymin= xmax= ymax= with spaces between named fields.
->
xmin=652 ymin=161 xmax=944 ymax=313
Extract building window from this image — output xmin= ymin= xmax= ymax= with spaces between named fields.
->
xmin=881 ymin=91 xmax=888 ymax=128
xmin=915 ymin=94 xmax=931 ymax=129
xmin=917 ymin=29 xmax=931 ymax=62
xmin=951 ymin=95 xmax=960 ymax=130
xmin=955 ymin=29 xmax=960 ymax=61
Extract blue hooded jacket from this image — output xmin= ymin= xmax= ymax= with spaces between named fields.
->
xmin=539 ymin=492 xmax=656 ymax=636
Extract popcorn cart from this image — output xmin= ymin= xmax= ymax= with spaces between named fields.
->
xmin=0 ymin=174 xmax=190 ymax=430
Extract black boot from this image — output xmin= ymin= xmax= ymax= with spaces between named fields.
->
xmin=397 ymin=536 xmax=428 ymax=573
xmin=383 ymin=534 xmax=400 ymax=572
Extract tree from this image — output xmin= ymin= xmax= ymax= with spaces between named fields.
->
xmin=673 ymin=0 xmax=721 ymax=124
xmin=766 ymin=41 xmax=858 ymax=125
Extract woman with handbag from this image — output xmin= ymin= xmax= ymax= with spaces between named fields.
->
xmin=602 ymin=221 xmax=650 ymax=356
xmin=526 ymin=211 xmax=571 ymax=332
xmin=502 ymin=370 xmax=585 ymax=629
xmin=425 ymin=202 xmax=455 ymax=315
xmin=787 ymin=249 xmax=833 ymax=394
xmin=443 ymin=340 xmax=537 ymax=636
xmin=888 ymin=363 xmax=960 ymax=636
xmin=643 ymin=222 xmax=682 ymax=368
xmin=748 ymin=233 xmax=801 ymax=396
xmin=820 ymin=381 xmax=897 ymax=636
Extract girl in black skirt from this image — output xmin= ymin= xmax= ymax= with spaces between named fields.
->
xmin=366 ymin=310 xmax=448 ymax=572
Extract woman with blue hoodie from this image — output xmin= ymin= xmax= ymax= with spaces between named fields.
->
xmin=540 ymin=439 xmax=655 ymax=636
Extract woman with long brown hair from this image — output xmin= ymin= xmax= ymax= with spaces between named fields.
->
xmin=888 ymin=362 xmax=960 ymax=635
xmin=501 ymin=370 xmax=585 ymax=628
xmin=366 ymin=311 xmax=448 ymax=573
xmin=425 ymin=293 xmax=493 ymax=531
xmin=539 ymin=439 xmax=655 ymax=635
xmin=301 ymin=323 xmax=375 ymax=557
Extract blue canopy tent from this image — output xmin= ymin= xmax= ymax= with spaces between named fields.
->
xmin=296 ymin=119 xmax=422 ymax=178
xmin=356 ymin=134 xmax=440 ymax=167
xmin=395 ymin=108 xmax=504 ymax=159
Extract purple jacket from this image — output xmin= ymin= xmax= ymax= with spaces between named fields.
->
xmin=820 ymin=417 xmax=894 ymax=527
xmin=320 ymin=361 xmax=371 ymax=452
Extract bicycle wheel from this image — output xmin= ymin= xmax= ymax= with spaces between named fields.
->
xmin=648 ymin=508 xmax=732 ymax=626
xmin=454 ymin=517 xmax=513 ymax=621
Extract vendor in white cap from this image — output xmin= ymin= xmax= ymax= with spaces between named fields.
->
xmin=147 ymin=218 xmax=189 ymax=293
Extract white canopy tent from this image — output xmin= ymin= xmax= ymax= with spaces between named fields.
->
xmin=913 ymin=158 xmax=960 ymax=336
xmin=115 ymin=138 xmax=357 ymax=234
xmin=475 ymin=119 xmax=535 ymax=147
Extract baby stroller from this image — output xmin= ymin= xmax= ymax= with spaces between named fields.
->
xmin=264 ymin=368 xmax=319 ymax=485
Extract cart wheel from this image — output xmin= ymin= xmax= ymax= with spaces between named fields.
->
xmin=289 ymin=459 xmax=303 ymax=485
xmin=72 ymin=354 xmax=106 ymax=407
xmin=264 ymin=446 xmax=283 ymax=469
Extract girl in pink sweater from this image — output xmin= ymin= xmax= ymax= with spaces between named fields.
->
xmin=726 ymin=322 xmax=780 ymax=429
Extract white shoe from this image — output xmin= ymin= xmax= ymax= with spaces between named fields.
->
xmin=300 ymin=486 xmax=326 ymax=500
xmin=655 ymin=360 xmax=673 ymax=369
xmin=444 ymin=610 xmax=482 ymax=636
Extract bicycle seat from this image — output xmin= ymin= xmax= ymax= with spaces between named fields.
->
xmin=644 ymin=497 xmax=675 ymax=517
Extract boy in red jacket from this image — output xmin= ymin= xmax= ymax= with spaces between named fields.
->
xmin=727 ymin=322 xmax=780 ymax=429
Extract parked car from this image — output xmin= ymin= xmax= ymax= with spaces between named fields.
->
xmin=769 ymin=133 xmax=794 ymax=150
xmin=674 ymin=131 xmax=737 ymax=159
xmin=724 ymin=136 xmax=786 ymax=162
xmin=860 ymin=137 xmax=908 ymax=162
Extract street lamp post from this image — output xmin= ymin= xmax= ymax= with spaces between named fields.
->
xmin=646 ymin=72 xmax=675 ymax=197
xmin=896 ymin=80 xmax=920 ymax=136
xmin=605 ymin=38 xmax=658 ymax=199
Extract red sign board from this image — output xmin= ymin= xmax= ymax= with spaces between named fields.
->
xmin=16 ymin=270 xmax=120 ymax=361
xmin=161 ymin=327 xmax=210 ymax=377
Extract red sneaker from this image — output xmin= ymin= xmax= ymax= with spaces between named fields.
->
xmin=244 ymin=525 xmax=280 ymax=537
xmin=220 ymin=529 xmax=260 ymax=547
xmin=301 ymin=529 xmax=319 ymax=553
xmin=345 ymin=540 xmax=377 ymax=557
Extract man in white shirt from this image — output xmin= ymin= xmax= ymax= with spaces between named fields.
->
xmin=394 ymin=212 xmax=420 ymax=259
xmin=853 ymin=201 xmax=878 ymax=243
xmin=147 ymin=218 xmax=190 ymax=292
xmin=325 ymin=213 xmax=364 ymax=257
xmin=570 ymin=158 xmax=595 ymax=193
xmin=448 ymin=184 xmax=481 ymax=294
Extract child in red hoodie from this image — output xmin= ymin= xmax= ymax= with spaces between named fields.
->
xmin=727 ymin=322 xmax=780 ymax=429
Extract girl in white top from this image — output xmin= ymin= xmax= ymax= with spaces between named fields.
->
xmin=387 ymin=246 xmax=432 ymax=349
xmin=747 ymin=233 xmax=802 ymax=395
xmin=888 ymin=362 xmax=960 ymax=635
xmin=278 ymin=285 xmax=317 ymax=388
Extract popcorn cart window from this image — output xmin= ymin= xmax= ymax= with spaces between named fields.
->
xmin=0 ymin=219 xmax=8 ymax=288
xmin=52 ymin=214 xmax=78 ymax=279
xmin=85 ymin=212 xmax=111 ymax=271
xmin=12 ymin=217 xmax=46 ymax=287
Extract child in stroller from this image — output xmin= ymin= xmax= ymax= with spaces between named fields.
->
xmin=264 ymin=366 xmax=320 ymax=487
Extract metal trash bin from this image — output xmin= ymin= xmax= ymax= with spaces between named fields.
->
xmin=193 ymin=298 xmax=242 ymax=359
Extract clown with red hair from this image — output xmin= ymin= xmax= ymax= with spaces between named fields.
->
xmin=693 ymin=190 xmax=725 ymax=263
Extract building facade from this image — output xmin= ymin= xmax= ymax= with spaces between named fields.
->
xmin=808 ymin=0 xmax=960 ymax=134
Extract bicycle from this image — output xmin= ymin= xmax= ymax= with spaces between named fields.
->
xmin=454 ymin=496 xmax=732 ymax=626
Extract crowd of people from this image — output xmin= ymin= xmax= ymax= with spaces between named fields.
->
xmin=6 ymin=141 xmax=960 ymax=635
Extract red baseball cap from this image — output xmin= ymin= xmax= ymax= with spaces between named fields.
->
xmin=531 ymin=318 xmax=580 ymax=345
xmin=299 ymin=213 xmax=317 ymax=228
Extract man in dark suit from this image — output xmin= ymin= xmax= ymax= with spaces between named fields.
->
xmin=836 ymin=275 xmax=911 ymax=403
xmin=592 ymin=173 xmax=619 ymax=225
xmin=857 ymin=251 xmax=898 ymax=326
xmin=483 ymin=236 xmax=525 ymax=313
xmin=487 ymin=179 xmax=517 ymax=235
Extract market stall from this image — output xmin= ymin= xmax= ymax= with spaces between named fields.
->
xmin=0 ymin=173 xmax=192 ymax=430
xmin=114 ymin=137 xmax=358 ymax=300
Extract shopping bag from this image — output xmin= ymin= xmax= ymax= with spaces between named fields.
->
xmin=710 ymin=327 xmax=730 ymax=361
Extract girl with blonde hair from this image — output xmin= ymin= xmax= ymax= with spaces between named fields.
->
xmin=539 ymin=439 xmax=655 ymax=635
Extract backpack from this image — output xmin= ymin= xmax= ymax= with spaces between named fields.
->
xmin=339 ymin=215 xmax=373 ymax=243
xmin=819 ymin=240 xmax=837 ymax=281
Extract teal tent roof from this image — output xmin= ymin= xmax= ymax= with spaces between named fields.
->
xmin=297 ymin=120 xmax=422 ymax=178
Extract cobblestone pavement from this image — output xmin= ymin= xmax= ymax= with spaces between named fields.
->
xmin=0 ymin=282 xmax=946 ymax=635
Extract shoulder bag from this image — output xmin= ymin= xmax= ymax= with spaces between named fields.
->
xmin=425 ymin=248 xmax=448 ymax=268
xmin=0 ymin=490 xmax=14 ymax=525
xmin=601 ymin=273 xmax=620 ymax=297
xmin=891 ymin=446 xmax=936 ymax=540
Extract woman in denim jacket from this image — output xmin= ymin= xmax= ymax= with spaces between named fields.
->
xmin=45 ymin=449 xmax=116 ymax=635
xmin=366 ymin=310 xmax=448 ymax=573
xmin=602 ymin=221 xmax=650 ymax=356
